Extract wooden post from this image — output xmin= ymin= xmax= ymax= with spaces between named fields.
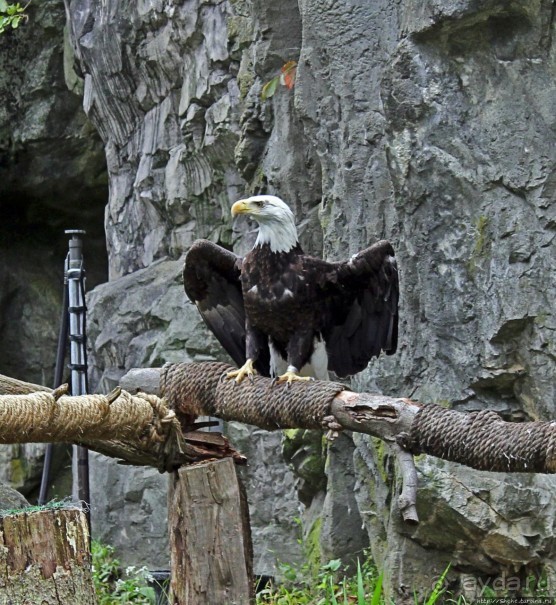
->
xmin=0 ymin=506 xmax=96 ymax=604
xmin=168 ymin=458 xmax=254 ymax=605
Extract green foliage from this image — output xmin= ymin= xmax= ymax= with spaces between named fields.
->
xmin=421 ymin=564 xmax=450 ymax=605
xmin=91 ymin=540 xmax=157 ymax=604
xmin=261 ymin=61 xmax=297 ymax=100
xmin=0 ymin=0 xmax=29 ymax=34
xmin=356 ymin=559 xmax=366 ymax=605
xmin=370 ymin=571 xmax=384 ymax=605
xmin=0 ymin=498 xmax=75 ymax=518
xmin=256 ymin=551 xmax=390 ymax=604
xmin=261 ymin=76 xmax=280 ymax=101
xmin=257 ymin=558 xmax=482 ymax=605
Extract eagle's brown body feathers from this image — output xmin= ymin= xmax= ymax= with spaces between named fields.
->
xmin=242 ymin=243 xmax=321 ymax=372
xmin=184 ymin=221 xmax=399 ymax=379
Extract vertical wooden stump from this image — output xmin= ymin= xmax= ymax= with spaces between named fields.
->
xmin=0 ymin=506 xmax=96 ymax=604
xmin=168 ymin=458 xmax=254 ymax=605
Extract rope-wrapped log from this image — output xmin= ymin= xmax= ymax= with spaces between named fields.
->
xmin=158 ymin=362 xmax=556 ymax=524
xmin=159 ymin=362 xmax=556 ymax=475
xmin=402 ymin=405 xmax=556 ymax=473
xmin=0 ymin=373 xmax=242 ymax=471
xmin=161 ymin=361 xmax=345 ymax=430
xmin=3 ymin=362 xmax=556 ymax=524
xmin=0 ymin=385 xmax=163 ymax=443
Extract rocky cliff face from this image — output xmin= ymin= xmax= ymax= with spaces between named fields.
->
xmin=5 ymin=0 xmax=554 ymax=599
xmin=0 ymin=0 xmax=107 ymax=386
xmin=0 ymin=0 xmax=107 ymax=500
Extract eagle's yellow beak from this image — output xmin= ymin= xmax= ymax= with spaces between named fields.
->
xmin=231 ymin=199 xmax=250 ymax=216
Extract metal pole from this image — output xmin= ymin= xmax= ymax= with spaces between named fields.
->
xmin=65 ymin=230 xmax=90 ymax=524
xmin=66 ymin=230 xmax=87 ymax=396
xmin=38 ymin=280 xmax=69 ymax=505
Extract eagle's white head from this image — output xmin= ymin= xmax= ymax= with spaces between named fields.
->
xmin=231 ymin=195 xmax=299 ymax=253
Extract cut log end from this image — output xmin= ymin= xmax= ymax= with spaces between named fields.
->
xmin=0 ymin=506 xmax=96 ymax=603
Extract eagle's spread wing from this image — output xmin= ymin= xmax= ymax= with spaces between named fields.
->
xmin=314 ymin=240 xmax=399 ymax=378
xmin=183 ymin=240 xmax=258 ymax=371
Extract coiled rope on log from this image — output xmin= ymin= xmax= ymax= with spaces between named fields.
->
xmin=402 ymin=405 xmax=556 ymax=473
xmin=161 ymin=361 xmax=345 ymax=430
xmin=2 ymin=364 xmax=556 ymax=474
xmin=161 ymin=362 xmax=556 ymax=474
xmin=0 ymin=384 xmax=175 ymax=444
xmin=0 ymin=371 xmax=241 ymax=471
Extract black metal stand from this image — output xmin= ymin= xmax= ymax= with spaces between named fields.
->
xmin=65 ymin=230 xmax=91 ymax=526
xmin=38 ymin=230 xmax=90 ymax=527
xmin=38 ymin=281 xmax=69 ymax=505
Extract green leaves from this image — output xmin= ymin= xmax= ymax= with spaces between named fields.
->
xmin=261 ymin=75 xmax=280 ymax=101
xmin=370 ymin=573 xmax=384 ymax=605
xmin=423 ymin=564 xmax=450 ymax=605
xmin=256 ymin=551 xmax=388 ymax=604
xmin=92 ymin=540 xmax=157 ymax=604
xmin=0 ymin=1 xmax=28 ymax=34
xmin=261 ymin=60 xmax=298 ymax=101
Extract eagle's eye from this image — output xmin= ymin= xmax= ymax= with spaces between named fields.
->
xmin=253 ymin=200 xmax=265 ymax=208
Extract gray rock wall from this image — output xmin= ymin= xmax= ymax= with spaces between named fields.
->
xmin=60 ymin=0 xmax=303 ymax=570
xmin=66 ymin=0 xmax=247 ymax=279
xmin=57 ymin=0 xmax=556 ymax=598
xmin=0 ymin=0 xmax=106 ymax=502
xmin=0 ymin=0 xmax=108 ymax=385
xmin=292 ymin=1 xmax=556 ymax=599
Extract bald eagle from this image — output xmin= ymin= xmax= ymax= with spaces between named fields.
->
xmin=183 ymin=195 xmax=399 ymax=384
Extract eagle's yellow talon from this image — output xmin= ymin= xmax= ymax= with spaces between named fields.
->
xmin=275 ymin=370 xmax=313 ymax=385
xmin=226 ymin=359 xmax=257 ymax=384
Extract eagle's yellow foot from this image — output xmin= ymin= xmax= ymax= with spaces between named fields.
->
xmin=226 ymin=359 xmax=257 ymax=384
xmin=275 ymin=369 xmax=314 ymax=386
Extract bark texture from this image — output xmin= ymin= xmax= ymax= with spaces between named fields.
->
xmin=168 ymin=458 xmax=253 ymax=605
xmin=0 ymin=507 xmax=96 ymax=604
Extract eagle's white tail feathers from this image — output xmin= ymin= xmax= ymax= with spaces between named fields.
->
xmin=269 ymin=338 xmax=329 ymax=381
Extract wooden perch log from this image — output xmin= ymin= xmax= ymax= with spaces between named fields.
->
xmin=0 ymin=373 xmax=243 ymax=471
xmin=3 ymin=363 xmax=556 ymax=475
xmin=3 ymin=362 xmax=556 ymax=525
xmin=139 ymin=362 xmax=556 ymax=523
xmin=155 ymin=362 xmax=556 ymax=474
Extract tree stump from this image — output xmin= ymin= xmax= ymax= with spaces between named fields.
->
xmin=168 ymin=457 xmax=254 ymax=605
xmin=0 ymin=506 xmax=96 ymax=604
